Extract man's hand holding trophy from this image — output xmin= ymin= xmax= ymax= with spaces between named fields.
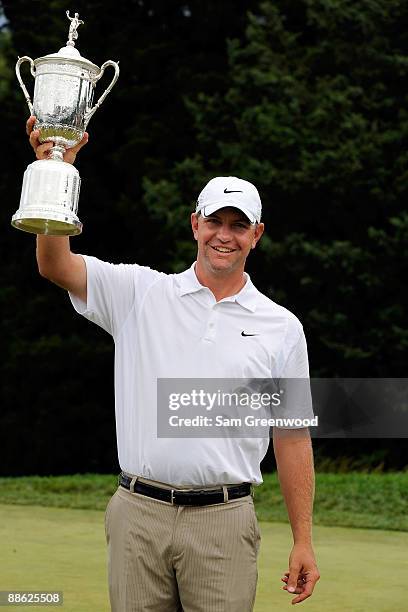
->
xmin=26 ymin=116 xmax=89 ymax=166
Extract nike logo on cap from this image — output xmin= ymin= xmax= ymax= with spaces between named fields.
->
xmin=224 ymin=188 xmax=243 ymax=193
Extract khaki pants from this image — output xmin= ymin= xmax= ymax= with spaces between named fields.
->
xmin=105 ymin=477 xmax=261 ymax=611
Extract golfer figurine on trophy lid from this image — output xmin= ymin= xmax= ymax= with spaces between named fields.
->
xmin=12 ymin=10 xmax=119 ymax=235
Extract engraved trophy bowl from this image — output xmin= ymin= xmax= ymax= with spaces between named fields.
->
xmin=12 ymin=11 xmax=119 ymax=235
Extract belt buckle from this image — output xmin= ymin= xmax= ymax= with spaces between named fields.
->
xmin=170 ymin=489 xmax=175 ymax=505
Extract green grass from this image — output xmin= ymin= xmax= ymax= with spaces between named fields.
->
xmin=0 ymin=504 xmax=109 ymax=612
xmin=256 ymin=472 xmax=408 ymax=531
xmin=0 ymin=473 xmax=116 ymax=511
xmin=255 ymin=521 xmax=408 ymax=612
xmin=0 ymin=472 xmax=407 ymax=531
xmin=1 ymin=504 xmax=407 ymax=612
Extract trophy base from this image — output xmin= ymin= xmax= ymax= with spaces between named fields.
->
xmin=11 ymin=209 xmax=82 ymax=236
xmin=12 ymin=158 xmax=82 ymax=236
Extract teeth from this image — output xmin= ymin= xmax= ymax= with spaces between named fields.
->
xmin=213 ymin=246 xmax=234 ymax=253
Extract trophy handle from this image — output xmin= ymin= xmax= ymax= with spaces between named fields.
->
xmin=84 ymin=60 xmax=120 ymax=128
xmin=15 ymin=56 xmax=36 ymax=115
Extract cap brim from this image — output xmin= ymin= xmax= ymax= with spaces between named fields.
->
xmin=199 ymin=202 xmax=257 ymax=224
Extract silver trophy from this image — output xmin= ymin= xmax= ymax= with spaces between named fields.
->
xmin=12 ymin=11 xmax=119 ymax=235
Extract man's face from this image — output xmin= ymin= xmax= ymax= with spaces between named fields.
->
xmin=191 ymin=207 xmax=264 ymax=276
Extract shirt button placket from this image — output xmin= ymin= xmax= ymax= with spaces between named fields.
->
xmin=204 ymin=309 xmax=217 ymax=342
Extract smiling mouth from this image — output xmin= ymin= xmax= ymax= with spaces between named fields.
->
xmin=210 ymin=245 xmax=236 ymax=253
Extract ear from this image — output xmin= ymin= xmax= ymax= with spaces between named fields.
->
xmin=251 ymin=222 xmax=264 ymax=249
xmin=191 ymin=212 xmax=199 ymax=241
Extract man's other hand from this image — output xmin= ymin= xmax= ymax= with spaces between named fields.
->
xmin=281 ymin=543 xmax=320 ymax=604
xmin=26 ymin=116 xmax=88 ymax=164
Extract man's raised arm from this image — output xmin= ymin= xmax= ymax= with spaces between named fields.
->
xmin=27 ymin=116 xmax=88 ymax=302
xmin=36 ymin=235 xmax=86 ymax=302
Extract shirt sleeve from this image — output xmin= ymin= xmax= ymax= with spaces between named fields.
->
xmin=280 ymin=328 xmax=310 ymax=378
xmin=274 ymin=326 xmax=315 ymax=427
xmin=68 ymin=255 xmax=165 ymax=337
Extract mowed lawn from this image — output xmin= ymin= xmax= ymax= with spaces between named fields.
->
xmin=1 ymin=504 xmax=406 ymax=612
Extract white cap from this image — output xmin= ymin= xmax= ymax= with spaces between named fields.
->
xmin=196 ymin=176 xmax=262 ymax=224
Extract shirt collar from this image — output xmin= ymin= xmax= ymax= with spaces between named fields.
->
xmin=176 ymin=262 xmax=258 ymax=312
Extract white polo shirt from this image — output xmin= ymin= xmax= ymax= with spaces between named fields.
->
xmin=69 ymin=257 xmax=311 ymax=486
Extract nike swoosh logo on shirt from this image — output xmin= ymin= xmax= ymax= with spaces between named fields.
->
xmin=241 ymin=331 xmax=259 ymax=336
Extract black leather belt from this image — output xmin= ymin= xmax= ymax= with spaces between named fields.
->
xmin=118 ymin=473 xmax=252 ymax=506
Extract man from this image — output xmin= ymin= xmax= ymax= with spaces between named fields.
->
xmin=26 ymin=116 xmax=320 ymax=611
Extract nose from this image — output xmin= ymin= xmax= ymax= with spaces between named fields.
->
xmin=216 ymin=223 xmax=233 ymax=242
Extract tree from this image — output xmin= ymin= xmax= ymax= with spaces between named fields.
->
xmin=144 ymin=0 xmax=408 ymax=377
xmin=0 ymin=0 xmax=258 ymax=474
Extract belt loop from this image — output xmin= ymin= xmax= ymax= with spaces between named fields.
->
xmin=129 ymin=476 xmax=138 ymax=493
xmin=251 ymin=484 xmax=254 ymax=499
xmin=222 ymin=486 xmax=229 ymax=503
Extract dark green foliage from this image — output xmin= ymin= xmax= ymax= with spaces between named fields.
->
xmin=146 ymin=0 xmax=408 ymax=377
xmin=0 ymin=0 xmax=256 ymax=474
xmin=0 ymin=1 xmax=406 ymax=474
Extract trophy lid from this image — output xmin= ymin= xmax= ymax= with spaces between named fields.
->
xmin=40 ymin=45 xmax=99 ymax=72
xmin=35 ymin=11 xmax=99 ymax=73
